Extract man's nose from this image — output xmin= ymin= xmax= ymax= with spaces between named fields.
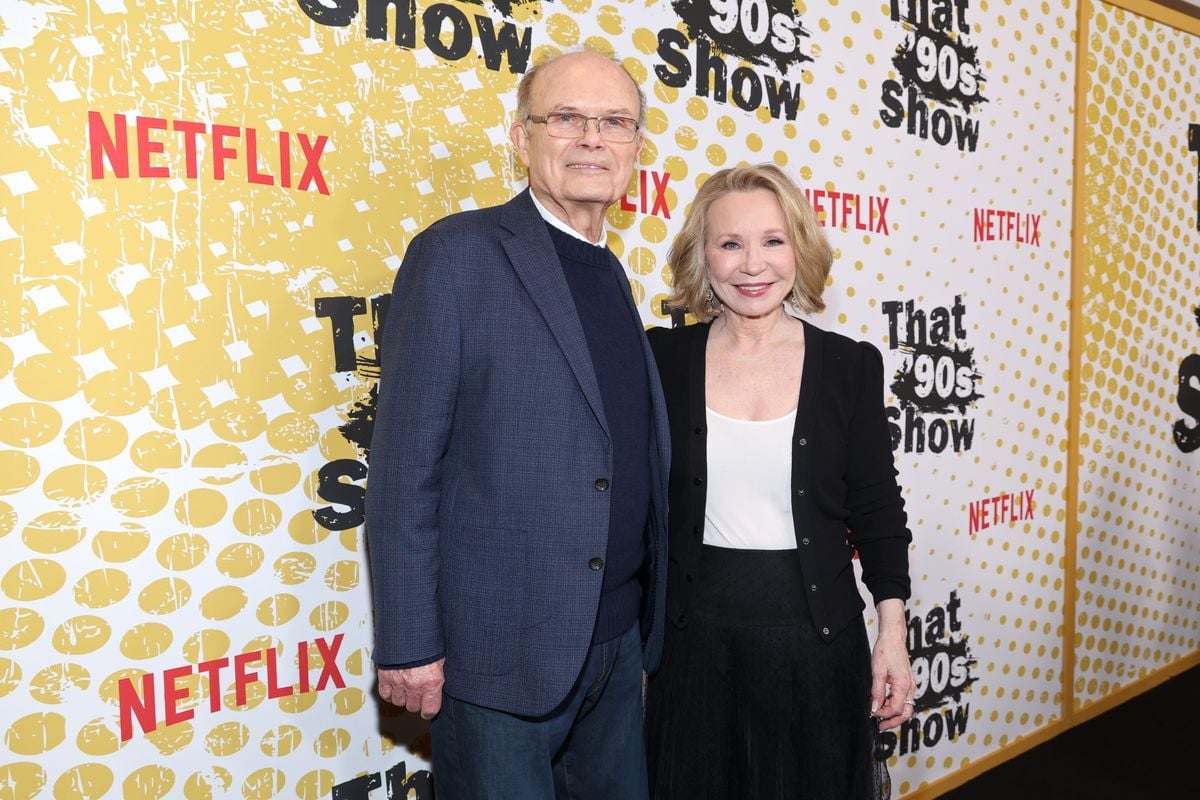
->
xmin=577 ymin=117 xmax=605 ymax=144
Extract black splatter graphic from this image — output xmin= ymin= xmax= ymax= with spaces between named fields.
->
xmin=339 ymin=383 xmax=377 ymax=462
xmin=909 ymin=632 xmax=978 ymax=712
xmin=670 ymin=0 xmax=814 ymax=74
xmin=891 ymin=29 xmax=988 ymax=113
xmin=890 ymin=341 xmax=984 ymax=415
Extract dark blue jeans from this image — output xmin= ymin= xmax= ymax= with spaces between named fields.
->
xmin=430 ymin=623 xmax=648 ymax=800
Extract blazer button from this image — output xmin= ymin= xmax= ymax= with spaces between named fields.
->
xmin=822 ymin=627 xmax=830 ymax=636
xmin=798 ymin=437 xmax=808 ymax=446
xmin=694 ymin=426 xmax=704 ymax=435
xmin=589 ymin=557 xmax=604 ymax=570
xmin=796 ymin=489 xmax=806 ymax=497
xmin=809 ymin=584 xmax=817 ymax=592
xmin=801 ymin=537 xmax=811 ymax=546
xmin=693 ymin=476 xmax=703 ymax=486
xmin=594 ymin=478 xmax=609 ymax=492
xmin=686 ymin=573 xmax=695 ymax=582
xmin=678 ymin=614 xmax=688 ymax=625
xmin=692 ymin=526 xmax=702 ymax=537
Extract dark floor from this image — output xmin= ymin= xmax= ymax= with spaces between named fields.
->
xmin=936 ymin=663 xmax=1198 ymax=799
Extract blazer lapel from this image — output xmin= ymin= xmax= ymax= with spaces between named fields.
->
xmin=499 ymin=191 xmax=610 ymax=439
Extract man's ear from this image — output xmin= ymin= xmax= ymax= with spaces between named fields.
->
xmin=510 ymin=120 xmax=529 ymax=167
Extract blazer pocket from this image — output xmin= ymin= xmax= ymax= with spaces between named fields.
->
xmin=441 ymin=524 xmax=528 ymax=676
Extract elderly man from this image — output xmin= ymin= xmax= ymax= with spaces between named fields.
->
xmin=365 ymin=50 xmax=669 ymax=799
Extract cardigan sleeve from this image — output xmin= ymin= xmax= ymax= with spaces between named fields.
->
xmin=844 ymin=340 xmax=913 ymax=604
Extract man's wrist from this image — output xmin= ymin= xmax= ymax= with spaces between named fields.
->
xmin=377 ymin=652 xmax=444 ymax=671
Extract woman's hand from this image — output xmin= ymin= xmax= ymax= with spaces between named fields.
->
xmin=870 ymin=598 xmax=915 ymax=732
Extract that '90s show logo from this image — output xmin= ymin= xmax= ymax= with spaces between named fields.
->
xmin=655 ymin=0 xmax=814 ymax=121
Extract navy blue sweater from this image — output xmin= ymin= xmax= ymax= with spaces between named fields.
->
xmin=548 ymin=225 xmax=651 ymax=645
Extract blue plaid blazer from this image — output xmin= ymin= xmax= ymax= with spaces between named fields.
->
xmin=366 ymin=189 xmax=670 ymax=717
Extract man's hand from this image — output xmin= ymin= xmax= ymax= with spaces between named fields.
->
xmin=378 ymin=659 xmax=446 ymax=720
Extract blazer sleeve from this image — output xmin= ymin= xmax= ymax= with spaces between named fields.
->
xmin=844 ymin=340 xmax=912 ymax=604
xmin=365 ymin=227 xmax=461 ymax=666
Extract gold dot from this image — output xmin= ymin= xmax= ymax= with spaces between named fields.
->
xmin=122 ymin=765 xmax=175 ymax=800
xmin=54 ymin=763 xmax=113 ymax=800
xmin=64 ymin=417 xmax=128 ymax=461
xmin=42 ymin=464 xmax=108 ymax=506
xmin=110 ymin=476 xmax=170 ymax=518
xmin=200 ymin=586 xmax=249 ymax=621
xmin=130 ymin=431 xmax=189 ymax=471
xmin=120 ymin=622 xmax=173 ymax=659
xmin=185 ymin=767 xmax=233 ymax=800
xmin=3 ymin=559 xmax=67 ymax=601
xmin=0 ymin=402 xmax=62 ymax=447
xmin=216 ymin=543 xmax=264 ymax=578
xmin=233 ymin=498 xmax=283 ymax=537
xmin=76 ymin=718 xmax=121 ymax=757
xmin=6 ymin=712 xmax=66 ymax=755
xmin=73 ymin=569 xmax=131 ymax=608
xmin=91 ymin=524 xmax=150 ymax=563
xmin=0 ymin=450 xmax=39 ymax=495
xmin=13 ymin=354 xmax=82 ymax=402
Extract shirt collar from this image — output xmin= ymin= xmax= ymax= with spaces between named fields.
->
xmin=529 ymin=190 xmax=607 ymax=247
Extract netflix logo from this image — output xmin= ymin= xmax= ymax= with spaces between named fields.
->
xmin=804 ymin=188 xmax=890 ymax=235
xmin=619 ymin=169 xmax=672 ymax=219
xmin=972 ymin=208 xmax=1041 ymax=246
xmin=967 ymin=489 xmax=1035 ymax=536
xmin=87 ymin=111 xmax=330 ymax=195
xmin=118 ymin=634 xmax=345 ymax=741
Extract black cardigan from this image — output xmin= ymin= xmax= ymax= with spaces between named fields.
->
xmin=647 ymin=320 xmax=912 ymax=642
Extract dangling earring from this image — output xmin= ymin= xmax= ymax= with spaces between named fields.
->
xmin=705 ymin=287 xmax=720 ymax=312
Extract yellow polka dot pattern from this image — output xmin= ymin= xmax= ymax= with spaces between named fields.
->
xmin=1074 ymin=0 xmax=1200 ymax=710
xmin=0 ymin=1 xmax=506 ymax=793
xmin=0 ymin=0 xmax=1170 ymax=796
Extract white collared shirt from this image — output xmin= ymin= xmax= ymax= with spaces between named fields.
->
xmin=529 ymin=190 xmax=606 ymax=247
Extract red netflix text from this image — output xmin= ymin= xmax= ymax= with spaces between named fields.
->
xmin=87 ymin=111 xmax=330 ymax=195
xmin=620 ymin=169 xmax=672 ymax=219
xmin=803 ymin=188 xmax=890 ymax=235
xmin=117 ymin=634 xmax=345 ymax=741
xmin=972 ymin=208 xmax=1040 ymax=245
xmin=967 ymin=489 xmax=1035 ymax=536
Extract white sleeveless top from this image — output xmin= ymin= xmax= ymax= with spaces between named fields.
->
xmin=703 ymin=406 xmax=798 ymax=550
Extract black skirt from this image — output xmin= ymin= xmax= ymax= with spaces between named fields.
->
xmin=645 ymin=545 xmax=891 ymax=800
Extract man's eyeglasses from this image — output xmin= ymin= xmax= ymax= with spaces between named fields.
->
xmin=526 ymin=112 xmax=641 ymax=143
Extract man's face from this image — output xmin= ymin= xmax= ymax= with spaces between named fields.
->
xmin=510 ymin=53 xmax=644 ymax=219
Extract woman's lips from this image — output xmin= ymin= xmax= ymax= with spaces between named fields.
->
xmin=733 ymin=282 xmax=773 ymax=296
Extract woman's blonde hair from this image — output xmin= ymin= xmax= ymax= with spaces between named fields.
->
xmin=667 ymin=164 xmax=833 ymax=322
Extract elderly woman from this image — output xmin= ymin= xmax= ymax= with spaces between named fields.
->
xmin=645 ymin=164 xmax=915 ymax=799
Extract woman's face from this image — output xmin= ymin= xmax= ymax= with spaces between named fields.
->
xmin=704 ymin=188 xmax=797 ymax=320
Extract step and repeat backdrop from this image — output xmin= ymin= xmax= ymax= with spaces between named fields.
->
xmin=0 ymin=0 xmax=1195 ymax=798
xmin=1075 ymin=0 xmax=1200 ymax=710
